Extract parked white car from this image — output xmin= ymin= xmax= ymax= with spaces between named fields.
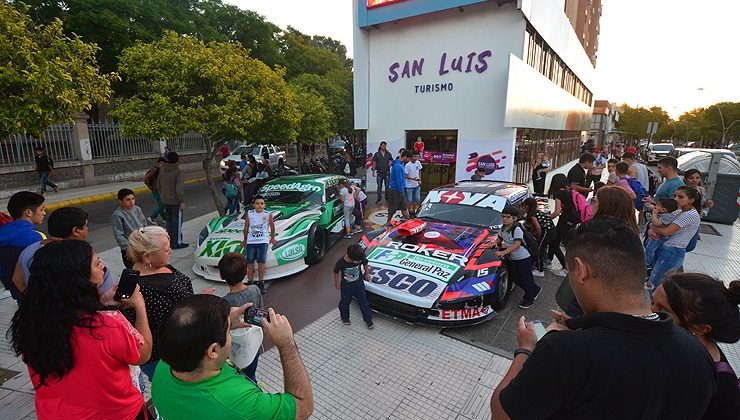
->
xmin=219 ymin=144 xmax=286 ymax=172
xmin=677 ymin=151 xmax=740 ymax=175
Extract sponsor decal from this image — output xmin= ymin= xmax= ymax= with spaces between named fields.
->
xmin=280 ymin=243 xmax=306 ymax=262
xmin=424 ymin=190 xmax=506 ymax=212
xmin=261 ymin=182 xmax=321 ymax=194
xmin=424 ymin=231 xmax=441 ymax=239
xmin=368 ymin=267 xmax=438 ymax=298
xmin=199 ymin=239 xmax=243 ymax=258
xmin=467 ymin=150 xmax=507 ymax=176
xmin=381 ymin=241 xmax=468 ymax=265
xmin=433 ymin=306 xmax=492 ymax=321
xmin=215 ymin=228 xmax=243 ymax=235
xmin=369 ymin=248 xmax=459 ymax=281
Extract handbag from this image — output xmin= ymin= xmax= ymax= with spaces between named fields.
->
xmin=229 ymin=326 xmax=263 ymax=369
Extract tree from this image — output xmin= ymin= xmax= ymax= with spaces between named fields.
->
xmin=291 ymin=73 xmax=353 ymax=135
xmin=112 ymin=31 xmax=299 ymax=215
xmin=615 ymin=105 xmax=671 ymax=143
xmin=289 ymin=84 xmax=333 ymax=172
xmin=0 ymin=4 xmax=115 ymax=137
xmin=280 ymin=27 xmax=347 ymax=79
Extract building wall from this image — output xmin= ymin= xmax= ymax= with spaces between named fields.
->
xmin=563 ymin=0 xmax=601 ymax=66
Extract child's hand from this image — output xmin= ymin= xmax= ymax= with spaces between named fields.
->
xmin=335 ymin=282 xmax=341 ymax=290
xmin=364 ymin=272 xmax=371 ymax=282
xmin=270 ymin=237 xmax=278 ymax=246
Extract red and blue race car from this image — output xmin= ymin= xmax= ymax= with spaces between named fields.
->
xmin=359 ymin=180 xmax=530 ymax=326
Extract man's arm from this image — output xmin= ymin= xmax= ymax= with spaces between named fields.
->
xmin=570 ymin=182 xmax=591 ymax=194
xmin=491 ymin=316 xmax=538 ymax=419
xmin=11 ymin=261 xmax=27 ymax=294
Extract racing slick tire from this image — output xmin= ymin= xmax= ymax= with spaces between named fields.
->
xmin=491 ymin=266 xmax=511 ymax=310
xmin=305 ymin=223 xmax=327 ymax=265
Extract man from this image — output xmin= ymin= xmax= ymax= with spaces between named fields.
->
xmin=644 ymin=156 xmax=684 ymax=210
xmin=587 ymin=147 xmax=607 ymax=187
xmin=404 ymin=151 xmax=423 ymax=215
xmin=470 ymin=168 xmax=486 ymax=181
xmin=491 ymin=218 xmax=716 ymax=419
xmin=152 ymin=295 xmax=313 ymax=420
xmin=111 ymin=188 xmax=147 ymax=268
xmin=386 ymin=150 xmax=412 ymax=225
xmin=144 ymin=157 xmax=167 ymax=224
xmin=220 ymin=142 xmax=230 ymax=158
xmin=0 ymin=192 xmax=46 ymax=301
xmin=12 ymin=207 xmax=116 ymax=302
xmin=33 ymin=146 xmax=59 ymax=195
xmin=567 ymin=153 xmax=596 ymax=196
xmin=371 ymin=141 xmax=393 ymax=204
xmin=156 ymin=152 xmax=188 ymax=249
xmin=623 ymin=151 xmax=649 ymax=189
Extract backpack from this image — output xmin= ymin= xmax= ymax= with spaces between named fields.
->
xmin=224 ymin=182 xmax=239 ymax=199
xmin=626 ymin=177 xmax=648 ymax=210
xmin=143 ymin=168 xmax=157 ymax=190
xmin=515 ymin=223 xmax=539 ymax=261
xmin=570 ymin=190 xmax=592 ymax=224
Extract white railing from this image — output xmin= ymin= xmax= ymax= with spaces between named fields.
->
xmin=0 ymin=124 xmax=76 ymax=167
xmin=88 ymin=121 xmax=157 ymax=159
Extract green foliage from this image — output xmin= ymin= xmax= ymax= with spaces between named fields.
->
xmin=0 ymin=4 xmax=115 ymax=136
xmin=289 ymin=84 xmax=333 ymax=144
xmin=678 ymin=102 xmax=740 ymax=146
xmin=280 ymin=27 xmax=348 ymax=79
xmin=616 ymin=105 xmax=672 ymax=141
xmin=292 ymin=72 xmax=353 ymax=135
xmin=112 ymin=31 xmax=299 ymax=146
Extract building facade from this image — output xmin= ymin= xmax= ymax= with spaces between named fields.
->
xmin=589 ymin=100 xmax=619 ymax=146
xmin=354 ymin=0 xmax=598 ymax=189
xmin=564 ymin=0 xmax=601 ymax=67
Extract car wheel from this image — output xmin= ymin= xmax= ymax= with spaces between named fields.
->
xmin=305 ymin=223 xmax=327 ymax=265
xmin=491 ymin=265 xmax=510 ymax=310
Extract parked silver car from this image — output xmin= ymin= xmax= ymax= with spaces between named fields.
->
xmin=677 ymin=151 xmax=740 ymax=175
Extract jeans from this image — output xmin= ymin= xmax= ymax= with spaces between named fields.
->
xmin=339 ymin=282 xmax=373 ymax=325
xmin=508 ymin=257 xmax=541 ymax=302
xmin=376 ymin=172 xmax=389 ymax=202
xmin=405 ymin=186 xmax=421 ymax=204
xmin=38 ymin=170 xmax=57 ymax=193
xmin=343 ymin=205 xmax=354 ymax=231
xmin=164 ymin=205 xmax=184 ymax=246
xmin=644 ymin=236 xmax=669 ymax=267
xmin=649 ymin=245 xmax=686 ymax=289
xmin=241 ymin=351 xmax=260 ymax=384
xmin=535 ymin=229 xmax=557 ymax=272
xmin=353 ymin=199 xmax=366 ymax=227
xmin=149 ymin=191 xmax=166 ymax=220
xmin=246 ymin=243 xmax=268 ymax=263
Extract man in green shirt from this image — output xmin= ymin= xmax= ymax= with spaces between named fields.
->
xmin=152 ymin=295 xmax=313 ymax=419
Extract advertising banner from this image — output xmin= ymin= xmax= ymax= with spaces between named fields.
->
xmin=422 ymin=150 xmax=457 ymax=164
xmin=455 ymin=138 xmax=515 ymax=182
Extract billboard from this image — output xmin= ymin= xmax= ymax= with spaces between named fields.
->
xmin=358 ymin=0 xmax=488 ymax=28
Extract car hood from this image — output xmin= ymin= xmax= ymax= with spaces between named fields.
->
xmin=364 ymin=220 xmax=492 ymax=308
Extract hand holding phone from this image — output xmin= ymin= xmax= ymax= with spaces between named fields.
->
xmin=114 ymin=269 xmax=140 ymax=301
xmin=245 ymin=307 xmax=270 ymax=327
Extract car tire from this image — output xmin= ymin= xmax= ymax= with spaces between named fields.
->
xmin=491 ymin=265 xmax=511 ymax=310
xmin=305 ymin=223 xmax=327 ymax=265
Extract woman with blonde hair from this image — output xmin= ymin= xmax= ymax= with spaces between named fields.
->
xmin=592 ymin=186 xmax=639 ymax=235
xmin=126 ymin=226 xmax=197 ymax=380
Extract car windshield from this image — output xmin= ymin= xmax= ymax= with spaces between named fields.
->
xmin=258 ymin=184 xmax=323 ymax=206
xmin=416 ymin=202 xmax=502 ymax=228
xmin=653 ymin=144 xmax=673 ymax=151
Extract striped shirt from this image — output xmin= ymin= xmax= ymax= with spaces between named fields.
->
xmin=664 ymin=208 xmax=701 ymax=248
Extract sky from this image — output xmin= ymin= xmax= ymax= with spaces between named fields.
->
xmin=227 ymin=0 xmax=740 ymax=119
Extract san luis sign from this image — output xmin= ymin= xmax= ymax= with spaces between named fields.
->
xmin=387 ymin=49 xmax=492 ymax=93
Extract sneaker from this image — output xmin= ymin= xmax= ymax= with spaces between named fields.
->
xmin=532 ymin=270 xmax=545 ymax=278
xmin=517 ymin=299 xmax=535 ymax=309
xmin=352 ymin=226 xmax=364 ymax=234
xmin=551 ymin=269 xmax=568 ymax=277
xmin=342 ymin=319 xmax=351 ymax=325
xmin=172 ymin=243 xmax=190 ymax=249
xmin=344 ymin=234 xmax=353 ymax=239
xmin=366 ymin=323 xmax=374 ymax=330
xmin=146 ymin=217 xmax=155 ymax=225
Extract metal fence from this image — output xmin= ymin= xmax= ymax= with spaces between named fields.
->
xmin=166 ymin=132 xmax=206 ymax=153
xmin=0 ymin=124 xmax=76 ymax=167
xmin=514 ymin=128 xmax=581 ymax=184
xmin=88 ymin=121 xmax=158 ymax=159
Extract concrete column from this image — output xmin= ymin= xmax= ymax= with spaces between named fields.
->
xmin=71 ymin=112 xmax=96 ymax=186
xmin=159 ymin=140 xmax=168 ymax=155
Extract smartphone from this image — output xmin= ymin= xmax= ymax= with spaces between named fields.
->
xmin=532 ymin=320 xmax=547 ymax=341
xmin=245 ymin=307 xmax=269 ymax=327
xmin=114 ymin=269 xmax=140 ymax=301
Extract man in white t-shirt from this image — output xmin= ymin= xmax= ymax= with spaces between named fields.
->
xmin=405 ymin=152 xmax=423 ymax=215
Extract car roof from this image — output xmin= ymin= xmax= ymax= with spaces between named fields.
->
xmin=266 ymin=174 xmax=342 ymax=184
xmin=677 ymin=151 xmax=740 ymax=164
xmin=434 ymin=180 xmax=529 ymax=197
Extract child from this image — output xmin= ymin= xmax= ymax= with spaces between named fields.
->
xmin=223 ymin=168 xmax=240 ymax=215
xmin=241 ymin=195 xmax=277 ymax=294
xmin=111 ymin=188 xmax=147 ymax=269
xmin=339 ymin=179 xmax=357 ymax=238
xmin=644 ymin=198 xmax=679 ymax=268
xmin=606 ymin=158 xmax=619 ymax=185
xmin=404 ymin=152 xmax=423 ymax=215
xmin=333 ymin=244 xmax=374 ymax=329
xmin=494 ymin=206 xmax=542 ymax=309
xmin=520 ymin=198 xmax=556 ymax=278
xmin=219 ymin=252 xmax=262 ymax=383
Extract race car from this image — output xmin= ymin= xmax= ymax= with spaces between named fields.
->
xmin=193 ymin=174 xmax=353 ymax=281
xmin=359 ymin=180 xmax=530 ymax=326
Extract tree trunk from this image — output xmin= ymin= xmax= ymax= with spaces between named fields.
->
xmin=202 ymin=138 xmax=225 ymax=216
xmin=297 ymin=142 xmax=303 ymax=174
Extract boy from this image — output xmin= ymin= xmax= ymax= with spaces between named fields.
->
xmin=219 ymin=252 xmax=263 ymax=383
xmin=0 ymin=191 xmax=46 ymax=301
xmin=34 ymin=146 xmax=59 ymax=194
xmin=339 ymin=179 xmax=358 ymax=238
xmin=111 ymin=188 xmax=147 ymax=269
xmin=405 ymin=151 xmax=423 ymax=215
xmin=241 ymin=196 xmax=277 ymax=294
xmin=644 ymin=198 xmax=679 ymax=268
xmin=471 ymin=168 xmax=486 ymax=181
xmin=333 ymin=244 xmax=374 ymax=329
xmin=606 ymin=158 xmax=619 ymax=185
xmin=494 ymin=206 xmax=541 ymax=309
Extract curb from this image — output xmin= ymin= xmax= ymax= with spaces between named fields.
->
xmin=44 ymin=177 xmax=211 ymax=212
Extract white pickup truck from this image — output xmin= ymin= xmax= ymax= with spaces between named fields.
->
xmin=220 ymin=144 xmax=287 ymax=172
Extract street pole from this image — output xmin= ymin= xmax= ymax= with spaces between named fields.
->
xmin=716 ymin=104 xmax=726 ymax=147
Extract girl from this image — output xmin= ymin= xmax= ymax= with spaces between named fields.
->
xmin=592 ymin=186 xmax=640 ymax=236
xmin=494 ymin=206 xmax=542 ymax=309
xmin=531 ymin=153 xmax=550 ymax=195
xmin=222 ymin=168 xmax=240 ymax=215
xmin=683 ymin=169 xmax=714 ymax=212
xmin=521 ymin=197 xmax=555 ymax=277
xmin=546 ymin=174 xmax=576 ymax=277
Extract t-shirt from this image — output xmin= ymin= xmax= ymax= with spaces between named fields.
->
xmin=499 ymin=312 xmax=716 ymax=420
xmin=246 ymin=210 xmax=270 ymax=244
xmin=34 ymin=154 xmax=53 ymax=171
xmin=630 ymin=162 xmax=650 ymax=188
xmin=664 ymin=208 xmax=701 ymax=248
xmin=333 ymin=257 xmax=368 ymax=286
xmin=372 ymin=151 xmax=393 ymax=173
xmin=30 ymin=311 xmax=144 ymax=420
xmin=617 ymin=176 xmax=636 ymax=198
xmin=19 ymin=241 xmax=117 ymax=293
xmin=339 ymin=186 xmax=355 ymax=208
xmin=567 ymin=163 xmax=588 ymax=196
xmin=553 ymin=188 xmax=577 ymax=227
xmin=405 ymin=161 xmax=423 ymax=188
xmin=703 ymin=349 xmax=740 ymax=420
xmin=655 ymin=176 xmax=685 ymax=201
xmin=222 ymin=285 xmax=263 ymax=309
xmin=152 ymin=361 xmax=296 ymax=420
xmin=607 ymin=171 xmax=619 ymax=185
xmin=498 ymin=225 xmax=530 ymax=261
xmin=534 ymin=211 xmax=555 ymax=233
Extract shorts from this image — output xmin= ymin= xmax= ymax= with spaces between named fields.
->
xmin=388 ymin=189 xmax=407 ymax=215
xmin=405 ymin=186 xmax=421 ymax=204
xmin=246 ymin=243 xmax=269 ymax=264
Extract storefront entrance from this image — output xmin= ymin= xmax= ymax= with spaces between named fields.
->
xmin=405 ymin=130 xmax=458 ymax=192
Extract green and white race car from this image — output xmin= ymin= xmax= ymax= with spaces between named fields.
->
xmin=193 ymin=175 xmax=351 ymax=282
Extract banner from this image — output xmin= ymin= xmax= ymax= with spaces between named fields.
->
xmin=455 ymin=138 xmax=515 ymax=182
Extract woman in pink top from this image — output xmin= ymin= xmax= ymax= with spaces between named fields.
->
xmin=10 ymin=240 xmax=153 ymax=420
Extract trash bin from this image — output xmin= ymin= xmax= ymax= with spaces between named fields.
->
xmin=703 ymin=173 xmax=740 ymax=225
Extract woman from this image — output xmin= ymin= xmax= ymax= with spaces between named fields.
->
xmin=652 ymin=273 xmax=740 ymax=419
xmin=546 ymin=174 xmax=575 ymax=277
xmin=342 ymin=151 xmax=356 ymax=176
xmin=126 ymin=226 xmax=198 ymax=380
xmin=10 ymin=240 xmax=153 ymax=419
xmin=592 ymin=186 xmax=640 ymax=235
xmin=683 ymin=169 xmax=714 ymax=211
xmin=647 ymin=186 xmax=702 ymax=289
xmin=531 ymin=153 xmax=550 ymax=195
xmin=521 ymin=197 xmax=555 ymax=277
